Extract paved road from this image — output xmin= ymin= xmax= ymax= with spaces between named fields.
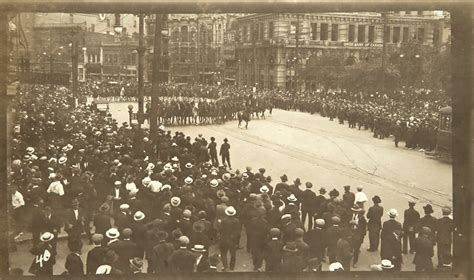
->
xmin=9 ymin=104 xmax=451 ymax=274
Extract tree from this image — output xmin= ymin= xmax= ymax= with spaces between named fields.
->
xmin=302 ymin=54 xmax=345 ymax=91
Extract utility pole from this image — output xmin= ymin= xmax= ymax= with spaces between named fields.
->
xmin=137 ymin=13 xmax=145 ymax=127
xmin=294 ymin=14 xmax=300 ymax=93
xmin=71 ymin=29 xmax=79 ymax=108
xmin=253 ymin=19 xmax=257 ymax=87
xmin=150 ymin=14 xmax=163 ymax=137
xmin=381 ymin=12 xmax=388 ymax=92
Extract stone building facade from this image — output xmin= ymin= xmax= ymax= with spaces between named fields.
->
xmin=232 ymin=12 xmax=450 ymax=89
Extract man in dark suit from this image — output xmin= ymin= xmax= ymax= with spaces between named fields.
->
xmin=208 ymin=137 xmax=219 ymax=166
xmin=115 ymin=228 xmax=139 ymax=274
xmin=38 ymin=206 xmax=61 ymax=254
xmin=247 ymin=208 xmax=270 ymax=271
xmin=301 ymin=182 xmax=317 ymax=230
xmin=413 ymin=227 xmax=434 ymax=271
xmin=94 ymin=204 xmax=112 ymax=237
xmin=265 ymin=228 xmax=283 ymax=272
xmin=64 ymin=199 xmax=85 ymax=248
xmin=87 ymin=234 xmax=106 ymax=274
xmin=168 ymin=236 xmax=196 ymax=273
xmin=65 ymin=240 xmax=85 ymax=275
xmin=403 ymin=201 xmax=420 ymax=254
xmin=417 ymin=204 xmax=437 ymax=244
xmin=436 ymin=207 xmax=454 ymax=267
xmin=218 ymin=206 xmax=241 ymax=271
xmin=304 ymin=218 xmax=326 ymax=262
xmin=111 ymin=181 xmax=128 ymax=214
xmin=149 ymin=231 xmax=175 ymax=273
xmin=366 ymin=195 xmax=383 ymax=252
xmin=219 ymin=138 xmax=231 ymax=169
xmin=326 ymin=216 xmax=345 ymax=263
xmin=350 ymin=207 xmax=367 ymax=268
xmin=314 ymin=188 xmax=327 ymax=219
xmin=114 ymin=204 xmax=132 ymax=232
xmin=381 ymin=209 xmax=403 ymax=260
xmin=342 ymin=185 xmax=355 ymax=210
xmin=336 ymin=232 xmax=353 ymax=271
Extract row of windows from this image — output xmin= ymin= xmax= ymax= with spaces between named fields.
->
xmin=240 ymin=21 xmax=439 ymax=45
xmin=103 ymin=53 xmax=137 ymax=65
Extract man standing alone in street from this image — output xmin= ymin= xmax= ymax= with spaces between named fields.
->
xmin=208 ymin=137 xmax=219 ymax=166
xmin=219 ymin=138 xmax=231 ymax=169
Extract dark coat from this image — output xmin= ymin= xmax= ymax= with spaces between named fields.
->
xmin=413 ymin=236 xmax=434 ymax=267
xmin=326 ymin=225 xmax=345 ymax=257
xmin=342 ymin=191 xmax=356 ymax=208
xmin=218 ymin=217 xmax=241 ymax=247
xmin=93 ymin=213 xmax=112 ymax=236
xmin=265 ymin=239 xmax=283 ymax=270
xmin=150 ymin=241 xmax=175 ymax=273
xmin=114 ymin=239 xmax=139 ymax=272
xmin=86 ymin=246 xmax=106 ymax=274
xmin=65 ymin=253 xmax=84 ymax=275
xmin=367 ymin=204 xmax=384 ymax=229
xmin=281 ymin=251 xmax=305 ymax=273
xmin=300 ymin=189 xmax=317 ymax=211
xmin=64 ymin=208 xmax=85 ymax=235
xmin=304 ymin=227 xmax=326 ymax=258
xmin=168 ymin=247 xmax=196 ymax=273
xmin=403 ymin=208 xmax=420 ymax=232
xmin=417 ymin=215 xmax=438 ymax=242
xmin=436 ymin=217 xmax=454 ymax=245
xmin=247 ymin=216 xmax=270 ymax=249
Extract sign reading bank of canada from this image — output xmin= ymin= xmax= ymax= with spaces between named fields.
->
xmin=344 ymin=42 xmax=383 ymax=48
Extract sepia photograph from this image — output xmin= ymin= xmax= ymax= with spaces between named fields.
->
xmin=1 ymin=1 xmax=470 ymax=278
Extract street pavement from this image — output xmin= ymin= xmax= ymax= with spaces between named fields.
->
xmin=9 ymin=102 xmax=452 ymax=274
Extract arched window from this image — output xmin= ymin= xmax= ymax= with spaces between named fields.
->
xmin=190 ymin=27 xmax=197 ymax=43
xmin=171 ymin=27 xmax=179 ymax=42
xmin=180 ymin=26 xmax=189 ymax=42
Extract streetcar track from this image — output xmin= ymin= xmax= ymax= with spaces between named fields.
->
xmin=209 ymin=123 xmax=451 ymax=207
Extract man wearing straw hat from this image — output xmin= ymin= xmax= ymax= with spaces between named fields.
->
xmin=218 ymin=206 xmax=241 ymax=271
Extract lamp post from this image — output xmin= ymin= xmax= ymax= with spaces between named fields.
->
xmin=128 ymin=104 xmax=134 ymax=125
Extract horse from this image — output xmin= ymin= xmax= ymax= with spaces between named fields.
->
xmin=238 ymin=108 xmax=250 ymax=129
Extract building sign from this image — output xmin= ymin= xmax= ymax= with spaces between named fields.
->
xmin=223 ymin=44 xmax=236 ymax=60
xmin=344 ymin=42 xmax=383 ymax=48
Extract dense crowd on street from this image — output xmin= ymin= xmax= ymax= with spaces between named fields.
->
xmin=270 ymin=87 xmax=450 ymax=152
xmin=8 ymin=84 xmax=454 ymax=276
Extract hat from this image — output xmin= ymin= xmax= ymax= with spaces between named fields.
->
xmin=183 ymin=209 xmax=192 ymax=218
xmin=156 ymin=230 xmax=169 ymax=241
xmin=114 ymin=180 xmax=122 ymax=186
xmin=442 ymin=207 xmax=451 ymax=215
xmin=40 ymin=232 xmax=54 ymax=242
xmin=210 ymin=179 xmax=219 ymax=188
xmin=408 ymin=200 xmax=416 ymax=206
xmin=178 ymin=236 xmax=190 ymax=246
xmin=99 ymin=203 xmax=110 ymax=213
xmin=356 ymin=186 xmax=363 ymax=191
xmin=171 ymin=156 xmax=179 ymax=162
xmin=209 ymin=253 xmax=220 ymax=266
xmin=260 ymin=185 xmax=270 ymax=193
xmin=225 ymin=206 xmax=236 ymax=216
xmin=223 ymin=138 xmax=228 ymax=142
xmin=158 ymin=125 xmax=165 ymax=131
xmin=305 ymin=182 xmax=313 ymax=188
xmin=315 ymin=219 xmax=325 ymax=227
xmin=220 ymin=196 xmax=229 ymax=203
xmin=72 ymin=199 xmax=80 ymax=206
xmin=295 ymin=228 xmax=304 ymax=237
xmin=122 ymin=228 xmax=133 ymax=238
xmin=171 ymin=196 xmax=181 ymax=207
xmin=222 ymin=173 xmax=231 ymax=181
xmin=92 ymin=233 xmax=104 ymax=243
xmin=26 ymin=147 xmax=35 ymax=154
xmin=184 ymin=177 xmax=193 ymax=184
xmin=129 ymin=257 xmax=143 ymax=271
xmin=381 ymin=259 xmax=395 ymax=269
xmin=331 ymin=216 xmax=341 ymax=224
xmin=287 ymin=194 xmax=297 ymax=202
xmin=105 ymin=228 xmax=120 ymax=239
xmin=193 ymin=221 xmax=206 ymax=233
xmin=319 ymin=187 xmax=327 ymax=194
xmin=329 ymin=189 xmax=339 ymax=197
xmin=329 ymin=262 xmax=344 ymax=272
xmin=283 ymin=242 xmax=298 ymax=252
xmin=185 ymin=162 xmax=193 ymax=169
xmin=372 ymin=195 xmax=381 ymax=204
xmin=281 ymin=214 xmax=292 ymax=220
xmin=191 ymin=244 xmax=207 ymax=253
xmin=171 ymin=142 xmax=178 ymax=147
xmin=259 ymin=168 xmax=266 ymax=173
xmin=421 ymin=226 xmax=432 ymax=235
xmin=387 ymin=208 xmax=398 ymax=218
xmin=270 ymin=228 xmax=281 ymax=237
xmin=48 ymin=173 xmax=57 ymax=179
xmin=103 ymin=250 xmax=119 ymax=264
xmin=119 ymin=204 xmax=130 ymax=210
xmin=242 ymin=173 xmax=249 ymax=179
xmin=351 ymin=204 xmax=362 ymax=212
xmin=423 ymin=204 xmax=434 ymax=214
xmin=58 ymin=156 xmax=67 ymax=164
xmin=134 ymin=211 xmax=146 ymax=221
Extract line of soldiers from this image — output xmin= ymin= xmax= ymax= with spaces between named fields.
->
xmin=9 ymin=84 xmax=454 ymax=275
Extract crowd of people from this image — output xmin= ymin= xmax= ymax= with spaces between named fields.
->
xmin=8 ymin=84 xmax=454 ymax=276
xmin=270 ymin=87 xmax=450 ymax=151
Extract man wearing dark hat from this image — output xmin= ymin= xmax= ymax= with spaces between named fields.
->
xmin=342 ymin=185 xmax=355 ymax=210
xmin=64 ymin=199 xmax=85 ymax=248
xmin=413 ymin=227 xmax=435 ymax=271
xmin=265 ymin=228 xmax=283 ymax=272
xmin=219 ymin=138 xmax=231 ymax=169
xmin=274 ymin=174 xmax=290 ymax=194
xmin=94 ymin=204 xmax=112 ymax=237
xmin=247 ymin=207 xmax=270 ymax=271
xmin=403 ymin=201 xmax=420 ymax=254
xmin=281 ymin=242 xmax=305 ymax=273
xmin=436 ymin=207 xmax=454 ymax=267
xmin=417 ymin=204 xmax=437 ymax=244
xmin=149 ymin=231 xmax=175 ymax=273
xmin=314 ymin=187 xmax=327 ymax=219
xmin=65 ymin=240 xmax=84 ymax=275
xmin=208 ymin=137 xmax=219 ymax=166
xmin=366 ymin=195 xmax=383 ymax=252
xmin=336 ymin=232 xmax=353 ymax=272
xmin=87 ymin=234 xmax=106 ymax=274
xmin=301 ymin=182 xmax=317 ymax=230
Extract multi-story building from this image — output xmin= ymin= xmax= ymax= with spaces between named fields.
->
xmin=232 ymin=11 xmax=450 ymax=89
xmin=145 ymin=14 xmax=245 ymax=84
